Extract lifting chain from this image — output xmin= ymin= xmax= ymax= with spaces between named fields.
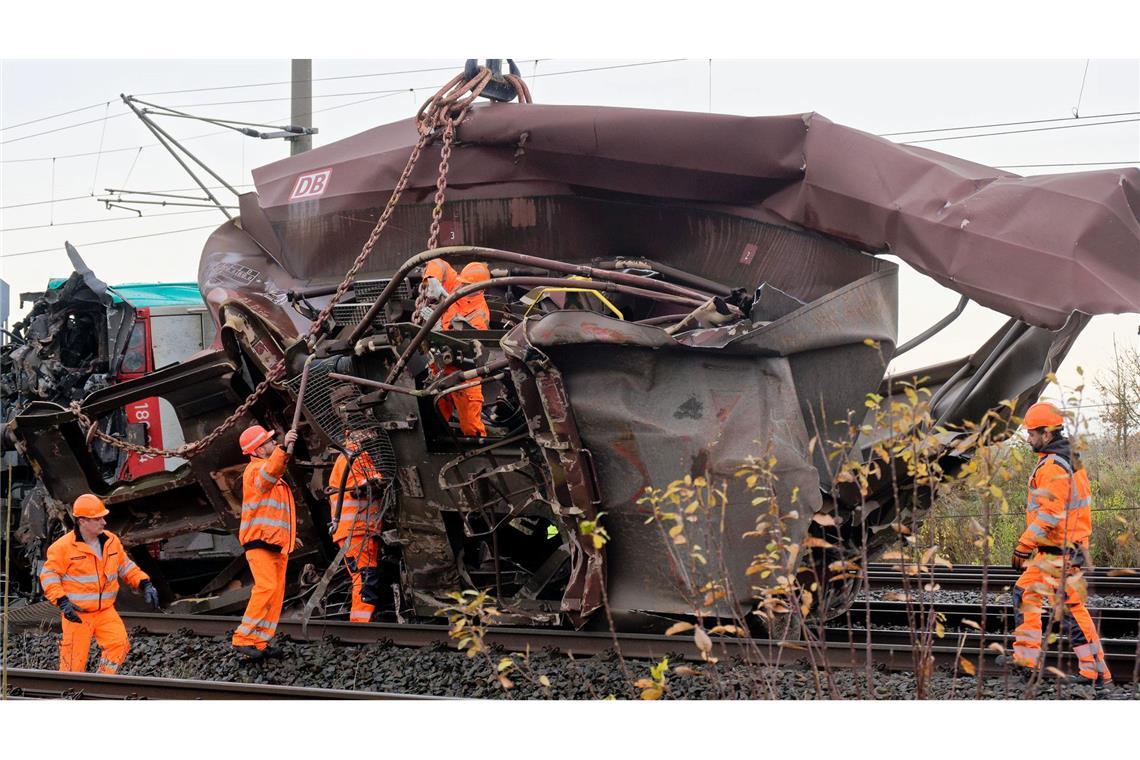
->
xmin=68 ymin=65 xmax=528 ymax=460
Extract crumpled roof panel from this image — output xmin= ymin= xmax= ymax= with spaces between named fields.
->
xmin=252 ymin=104 xmax=1140 ymax=329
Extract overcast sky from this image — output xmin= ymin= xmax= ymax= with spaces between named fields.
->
xmin=2 ymin=19 xmax=1138 ymax=426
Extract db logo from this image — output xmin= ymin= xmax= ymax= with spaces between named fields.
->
xmin=290 ymin=169 xmax=332 ymax=201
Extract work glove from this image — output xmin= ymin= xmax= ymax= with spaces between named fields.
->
xmin=140 ymin=581 xmax=161 ymax=610
xmin=57 ymin=596 xmax=82 ymax=623
xmin=1011 ymin=544 xmax=1034 ymax=570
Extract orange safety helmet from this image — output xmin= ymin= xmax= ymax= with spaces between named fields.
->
xmin=240 ymin=424 xmax=275 ymax=455
xmin=458 ymin=261 xmax=491 ymax=285
xmin=423 ymin=258 xmax=458 ymax=286
xmin=73 ymin=493 xmax=110 ymax=519
xmin=1023 ymin=401 xmax=1065 ymax=430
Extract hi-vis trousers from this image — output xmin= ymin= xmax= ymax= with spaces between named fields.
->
xmin=60 ymin=606 xmax=130 ymax=674
xmin=232 ymin=548 xmax=288 ymax=649
xmin=1012 ymin=551 xmax=1111 ymax=683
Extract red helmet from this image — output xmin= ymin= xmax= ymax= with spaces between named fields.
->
xmin=240 ymin=425 xmax=274 ymax=455
xmin=458 ymin=262 xmax=491 ymax=285
xmin=73 ymin=493 xmax=109 ymax=519
xmin=1024 ymin=402 xmax=1064 ymax=430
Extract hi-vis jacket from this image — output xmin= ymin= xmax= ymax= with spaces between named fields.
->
xmin=442 ymin=292 xmax=490 ymax=331
xmin=40 ymin=530 xmax=149 ymax=612
xmin=240 ymin=447 xmax=296 ymax=553
xmin=329 ymin=442 xmax=383 ymax=543
xmin=1020 ymin=451 xmax=1093 ymax=551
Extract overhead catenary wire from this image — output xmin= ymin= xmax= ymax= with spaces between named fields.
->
xmin=902 ymin=117 xmax=1140 ymax=144
xmin=134 ymin=63 xmax=474 ymax=97
xmin=877 ymin=110 xmax=1140 ymax=137
xmin=996 ymin=161 xmax=1140 ymax=168
xmin=0 ymin=223 xmax=221 ymax=259
xmin=0 ymin=100 xmax=111 ymax=132
xmin=1 ymin=208 xmax=218 ymax=233
xmin=1 ymin=59 xmax=687 ymax=157
xmin=1 ymin=183 xmax=254 ymax=210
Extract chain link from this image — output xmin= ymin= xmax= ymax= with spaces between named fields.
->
xmin=67 ymin=66 xmax=509 ymax=460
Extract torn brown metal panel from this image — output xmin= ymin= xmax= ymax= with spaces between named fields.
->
xmin=249 ymin=104 xmax=1138 ymax=328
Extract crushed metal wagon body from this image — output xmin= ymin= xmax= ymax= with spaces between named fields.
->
xmin=12 ymin=100 xmax=1139 ymax=626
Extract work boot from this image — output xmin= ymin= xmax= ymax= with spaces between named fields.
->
xmin=262 ymin=644 xmax=286 ymax=660
xmin=1067 ymin=673 xmax=1113 ymax=688
xmin=234 ymin=645 xmax=265 ymax=662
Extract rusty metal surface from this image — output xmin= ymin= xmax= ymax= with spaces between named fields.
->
xmin=249 ymin=104 xmax=1139 ymax=329
xmin=11 ymin=88 xmax=1135 ymax=633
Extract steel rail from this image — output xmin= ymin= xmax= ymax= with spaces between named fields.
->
xmin=863 ymin=564 xmax=1140 ymax=594
xmin=9 ymin=610 xmax=1137 ymax=684
xmin=843 ymin=599 xmax=1139 ymax=640
xmin=2 ymin=668 xmax=437 ymax=700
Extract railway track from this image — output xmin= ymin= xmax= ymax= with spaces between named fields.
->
xmin=9 ymin=606 xmax=1139 ymax=686
xmin=843 ymin=600 xmax=1139 ymax=640
xmin=863 ymin=564 xmax=1140 ymax=594
xmin=1 ymin=668 xmax=438 ymax=700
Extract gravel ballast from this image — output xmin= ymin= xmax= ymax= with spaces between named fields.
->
xmin=4 ymin=627 xmax=1135 ymax=700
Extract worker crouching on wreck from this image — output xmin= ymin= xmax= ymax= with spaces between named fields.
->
xmin=326 ymin=428 xmax=385 ymax=623
xmin=39 ymin=494 xmax=160 ymax=674
xmin=232 ymin=425 xmax=298 ymax=661
xmin=436 ymin=262 xmax=492 ymax=437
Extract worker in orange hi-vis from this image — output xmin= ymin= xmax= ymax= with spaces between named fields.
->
xmin=325 ymin=430 xmax=384 ymax=623
xmin=435 ymin=261 xmax=491 ymax=437
xmin=39 ymin=494 xmax=160 ymax=674
xmin=1000 ymin=402 xmax=1112 ymax=687
xmin=231 ymin=424 xmax=298 ymax=661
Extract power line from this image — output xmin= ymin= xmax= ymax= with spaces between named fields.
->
xmin=996 ymin=161 xmax=1140 ymax=168
xmin=134 ymin=63 xmax=471 ymax=97
xmin=0 ymin=112 xmax=130 ymax=146
xmin=0 ymin=194 xmax=93 ymax=210
xmin=1 ymin=208 xmax=217 ymax=233
xmin=0 ymin=224 xmax=221 ymax=259
xmin=0 ymin=101 xmax=111 ymax=133
xmin=530 ymin=59 xmax=687 ymax=79
xmin=877 ymin=110 xmax=1140 ymax=137
xmin=902 ymin=118 xmax=1140 ymax=145
xmin=0 ymin=184 xmax=254 ymax=211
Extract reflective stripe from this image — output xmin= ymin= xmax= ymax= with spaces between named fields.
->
xmin=1036 ymin=512 xmax=1062 ymax=526
xmin=1028 ymin=524 xmax=1048 ymax=538
xmin=241 ymin=517 xmax=291 ymax=531
xmin=40 ymin=572 xmax=61 ymax=584
xmin=1019 ymin=629 xmax=1043 ymax=643
xmin=119 ymin=560 xmax=138 ymax=575
xmin=242 ymin=497 xmax=291 ymax=512
xmin=62 ymin=574 xmax=100 ymax=583
xmin=257 ymin=469 xmax=280 ymax=487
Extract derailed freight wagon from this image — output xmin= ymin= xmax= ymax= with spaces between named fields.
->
xmin=12 ymin=69 xmax=1140 ymax=626
xmin=2 ymin=250 xmax=220 ymax=599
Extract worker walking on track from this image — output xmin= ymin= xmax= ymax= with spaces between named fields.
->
xmin=39 ymin=494 xmax=160 ymax=674
xmin=232 ymin=424 xmax=298 ymax=661
xmin=1004 ymin=401 xmax=1112 ymax=686
xmin=436 ymin=261 xmax=491 ymax=437
xmin=326 ymin=429 xmax=384 ymax=623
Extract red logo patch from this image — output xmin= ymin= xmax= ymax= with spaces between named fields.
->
xmin=289 ymin=169 xmax=332 ymax=201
